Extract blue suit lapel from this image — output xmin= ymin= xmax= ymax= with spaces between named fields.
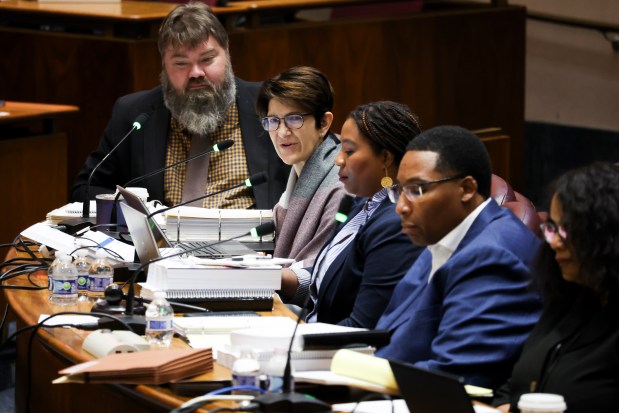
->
xmin=377 ymin=201 xmax=501 ymax=330
xmin=453 ymin=200 xmax=500 ymax=253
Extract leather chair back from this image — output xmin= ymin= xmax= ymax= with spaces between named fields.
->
xmin=491 ymin=174 xmax=542 ymax=238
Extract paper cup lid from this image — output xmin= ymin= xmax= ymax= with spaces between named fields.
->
xmin=125 ymin=187 xmax=149 ymax=200
xmin=518 ymin=393 xmax=567 ymax=411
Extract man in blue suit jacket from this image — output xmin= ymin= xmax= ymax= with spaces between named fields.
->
xmin=377 ymin=125 xmax=542 ymax=389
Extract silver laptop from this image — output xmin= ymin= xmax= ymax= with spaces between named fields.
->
xmin=117 ymin=188 xmax=256 ymax=260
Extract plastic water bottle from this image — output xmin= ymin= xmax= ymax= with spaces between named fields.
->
xmin=144 ymin=291 xmax=174 ymax=349
xmin=51 ymin=254 xmax=78 ymax=306
xmin=231 ymin=349 xmax=262 ymax=394
xmin=88 ymin=250 xmax=114 ymax=301
xmin=73 ymin=249 xmax=91 ymax=302
xmin=47 ymin=253 xmax=64 ymax=300
xmin=264 ymin=348 xmax=291 ymax=393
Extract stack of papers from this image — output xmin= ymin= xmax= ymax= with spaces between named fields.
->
xmin=46 ymin=201 xmax=96 ymax=224
xmin=163 ymin=206 xmax=274 ymax=242
xmin=142 ymin=257 xmax=282 ymax=290
xmin=217 ymin=345 xmax=375 ymax=372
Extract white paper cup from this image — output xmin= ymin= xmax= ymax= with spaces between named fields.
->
xmin=518 ymin=393 xmax=566 ymax=413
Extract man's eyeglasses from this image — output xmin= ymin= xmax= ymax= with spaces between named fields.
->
xmin=540 ymin=221 xmax=568 ymax=244
xmin=387 ymin=175 xmax=464 ymax=203
xmin=261 ymin=113 xmax=312 ymax=132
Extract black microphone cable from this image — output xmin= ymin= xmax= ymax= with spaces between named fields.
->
xmin=146 ymin=171 xmax=268 ymax=221
xmin=6 ymin=311 xmax=134 ymax=413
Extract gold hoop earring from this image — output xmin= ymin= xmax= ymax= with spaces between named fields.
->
xmin=381 ymin=167 xmax=393 ymax=188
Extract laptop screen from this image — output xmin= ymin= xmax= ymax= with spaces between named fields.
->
xmin=389 ymin=360 xmax=475 ymax=413
xmin=116 ymin=185 xmax=172 ymax=248
xmin=120 ymin=202 xmax=162 ymax=266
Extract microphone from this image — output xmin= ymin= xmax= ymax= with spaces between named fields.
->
xmin=253 ymin=196 xmax=355 ymax=413
xmin=61 ymin=113 xmax=151 ymax=235
xmin=108 ymin=139 xmax=235 ymax=229
xmin=335 ymin=195 xmax=354 ymax=223
xmin=146 ymin=171 xmax=268 ymax=220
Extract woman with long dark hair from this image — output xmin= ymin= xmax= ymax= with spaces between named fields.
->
xmin=493 ymin=162 xmax=619 ymax=413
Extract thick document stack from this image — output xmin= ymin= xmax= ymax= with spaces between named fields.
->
xmin=163 ymin=206 xmax=274 ymax=242
xmin=54 ymin=348 xmax=213 ymax=385
xmin=217 ymin=345 xmax=375 ymax=372
xmin=140 ymin=258 xmax=282 ymax=311
xmin=225 ymin=322 xmax=376 ymax=370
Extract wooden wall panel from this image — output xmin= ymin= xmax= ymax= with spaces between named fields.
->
xmin=0 ymin=133 xmax=67 ymax=243
xmin=229 ymin=7 xmax=525 ymax=186
xmin=0 ymin=3 xmax=525 ymax=195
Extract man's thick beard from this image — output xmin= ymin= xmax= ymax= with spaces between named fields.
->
xmin=162 ymin=65 xmax=236 ymax=135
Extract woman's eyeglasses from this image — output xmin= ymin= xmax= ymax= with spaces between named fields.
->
xmin=261 ymin=113 xmax=311 ymax=131
xmin=539 ymin=221 xmax=568 ymax=244
xmin=387 ymin=175 xmax=464 ymax=203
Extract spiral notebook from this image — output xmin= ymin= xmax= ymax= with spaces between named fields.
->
xmin=140 ymin=257 xmax=281 ymax=311
xmin=121 ymin=202 xmax=280 ymax=311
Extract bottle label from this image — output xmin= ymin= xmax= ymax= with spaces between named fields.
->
xmin=266 ymin=375 xmax=284 ymax=393
xmin=52 ymin=279 xmax=78 ymax=295
xmin=77 ymin=276 xmax=89 ymax=291
xmin=90 ymin=276 xmax=113 ymax=292
xmin=146 ymin=319 xmax=173 ymax=331
xmin=232 ymin=373 xmax=260 ymax=388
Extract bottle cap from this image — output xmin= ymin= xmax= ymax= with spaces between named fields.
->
xmin=75 ymin=249 xmax=89 ymax=257
xmin=154 ymin=291 xmax=167 ymax=299
xmin=95 ymin=249 xmax=107 ymax=258
xmin=518 ymin=393 xmax=567 ymax=412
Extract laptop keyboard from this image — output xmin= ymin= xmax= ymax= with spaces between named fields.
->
xmin=176 ymin=241 xmax=227 ymax=258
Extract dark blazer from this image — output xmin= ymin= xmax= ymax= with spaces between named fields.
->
xmin=493 ymin=290 xmax=619 ymax=413
xmin=310 ymin=196 xmax=423 ymax=328
xmin=375 ymin=200 xmax=542 ymax=389
xmin=70 ymin=78 xmax=290 ymax=209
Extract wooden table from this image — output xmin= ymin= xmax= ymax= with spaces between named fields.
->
xmin=1 ymin=246 xmax=295 ymax=413
xmin=0 ymin=0 xmax=526 ymax=190
xmin=0 ymin=101 xmax=79 ymax=244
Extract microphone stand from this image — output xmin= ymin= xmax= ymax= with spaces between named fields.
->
xmin=61 ymin=113 xmax=151 ymax=234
